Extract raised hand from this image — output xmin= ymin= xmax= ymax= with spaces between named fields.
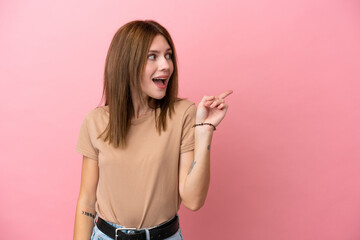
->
xmin=196 ymin=90 xmax=233 ymax=128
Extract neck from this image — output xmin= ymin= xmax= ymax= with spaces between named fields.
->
xmin=131 ymin=93 xmax=152 ymax=120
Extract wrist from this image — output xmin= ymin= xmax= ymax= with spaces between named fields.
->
xmin=195 ymin=125 xmax=214 ymax=132
xmin=192 ymin=122 xmax=216 ymax=131
xmin=194 ymin=124 xmax=215 ymax=139
xmin=194 ymin=126 xmax=213 ymax=147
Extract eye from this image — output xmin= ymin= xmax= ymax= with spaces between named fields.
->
xmin=165 ymin=53 xmax=172 ymax=59
xmin=147 ymin=54 xmax=156 ymax=60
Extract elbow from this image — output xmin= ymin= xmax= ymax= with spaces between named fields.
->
xmin=187 ymin=204 xmax=203 ymax=212
xmin=183 ymin=199 xmax=205 ymax=211
xmin=180 ymin=186 xmax=209 ymax=211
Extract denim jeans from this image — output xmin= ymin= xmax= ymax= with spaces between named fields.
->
xmin=90 ymin=216 xmax=184 ymax=240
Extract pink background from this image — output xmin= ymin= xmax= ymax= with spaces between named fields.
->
xmin=1 ymin=0 xmax=360 ymax=239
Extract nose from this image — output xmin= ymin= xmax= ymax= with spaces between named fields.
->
xmin=158 ymin=56 xmax=171 ymax=71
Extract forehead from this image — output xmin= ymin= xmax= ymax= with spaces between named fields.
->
xmin=149 ymin=35 xmax=171 ymax=50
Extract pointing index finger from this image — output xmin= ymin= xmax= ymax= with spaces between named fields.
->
xmin=218 ymin=90 xmax=233 ymax=99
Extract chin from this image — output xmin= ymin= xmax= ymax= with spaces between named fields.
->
xmin=150 ymin=92 xmax=167 ymax=100
xmin=152 ymin=95 xmax=166 ymax=100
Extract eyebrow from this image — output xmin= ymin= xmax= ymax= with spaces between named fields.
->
xmin=148 ymin=48 xmax=172 ymax=53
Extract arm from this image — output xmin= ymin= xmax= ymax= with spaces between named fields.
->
xmin=179 ymin=127 xmax=213 ymax=211
xmin=179 ymin=90 xmax=233 ymax=211
xmin=73 ymin=156 xmax=99 ymax=240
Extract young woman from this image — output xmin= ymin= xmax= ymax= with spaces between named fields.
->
xmin=73 ymin=20 xmax=232 ymax=240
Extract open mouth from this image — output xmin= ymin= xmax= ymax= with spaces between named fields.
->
xmin=152 ymin=78 xmax=167 ymax=88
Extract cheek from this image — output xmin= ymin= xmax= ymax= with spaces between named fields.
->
xmin=143 ymin=65 xmax=155 ymax=79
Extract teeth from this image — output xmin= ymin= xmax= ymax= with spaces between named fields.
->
xmin=153 ymin=78 xmax=166 ymax=84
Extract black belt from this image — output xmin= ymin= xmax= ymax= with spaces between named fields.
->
xmin=95 ymin=215 xmax=179 ymax=240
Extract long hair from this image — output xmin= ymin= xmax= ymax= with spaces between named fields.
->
xmin=99 ymin=20 xmax=179 ymax=148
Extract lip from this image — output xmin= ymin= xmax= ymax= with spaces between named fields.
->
xmin=153 ymin=75 xmax=169 ymax=79
xmin=152 ymin=75 xmax=169 ymax=89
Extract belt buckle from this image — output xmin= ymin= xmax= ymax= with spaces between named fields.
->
xmin=115 ymin=227 xmax=138 ymax=239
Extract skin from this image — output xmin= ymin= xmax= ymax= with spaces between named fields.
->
xmin=73 ymin=34 xmax=233 ymax=239
xmin=132 ymin=34 xmax=174 ymax=119
xmin=179 ymin=90 xmax=233 ymax=210
xmin=73 ymin=156 xmax=98 ymax=240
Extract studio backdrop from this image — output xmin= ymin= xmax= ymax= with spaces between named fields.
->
xmin=1 ymin=0 xmax=360 ymax=239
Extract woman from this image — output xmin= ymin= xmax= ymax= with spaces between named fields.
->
xmin=73 ymin=20 xmax=232 ymax=240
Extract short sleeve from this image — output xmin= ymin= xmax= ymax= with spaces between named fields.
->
xmin=180 ymin=103 xmax=196 ymax=153
xmin=76 ymin=115 xmax=99 ymax=160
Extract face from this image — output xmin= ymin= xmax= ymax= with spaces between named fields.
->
xmin=140 ymin=34 xmax=174 ymax=101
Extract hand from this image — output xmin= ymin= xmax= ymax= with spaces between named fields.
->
xmin=196 ymin=90 xmax=233 ymax=128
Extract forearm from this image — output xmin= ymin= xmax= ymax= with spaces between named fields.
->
xmin=73 ymin=198 xmax=96 ymax=240
xmin=182 ymin=126 xmax=213 ymax=210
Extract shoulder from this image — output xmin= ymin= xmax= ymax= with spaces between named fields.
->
xmin=172 ymin=99 xmax=196 ymax=122
xmin=82 ymin=106 xmax=109 ymax=126
xmin=84 ymin=106 xmax=108 ymax=118
xmin=174 ymin=98 xmax=196 ymax=113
